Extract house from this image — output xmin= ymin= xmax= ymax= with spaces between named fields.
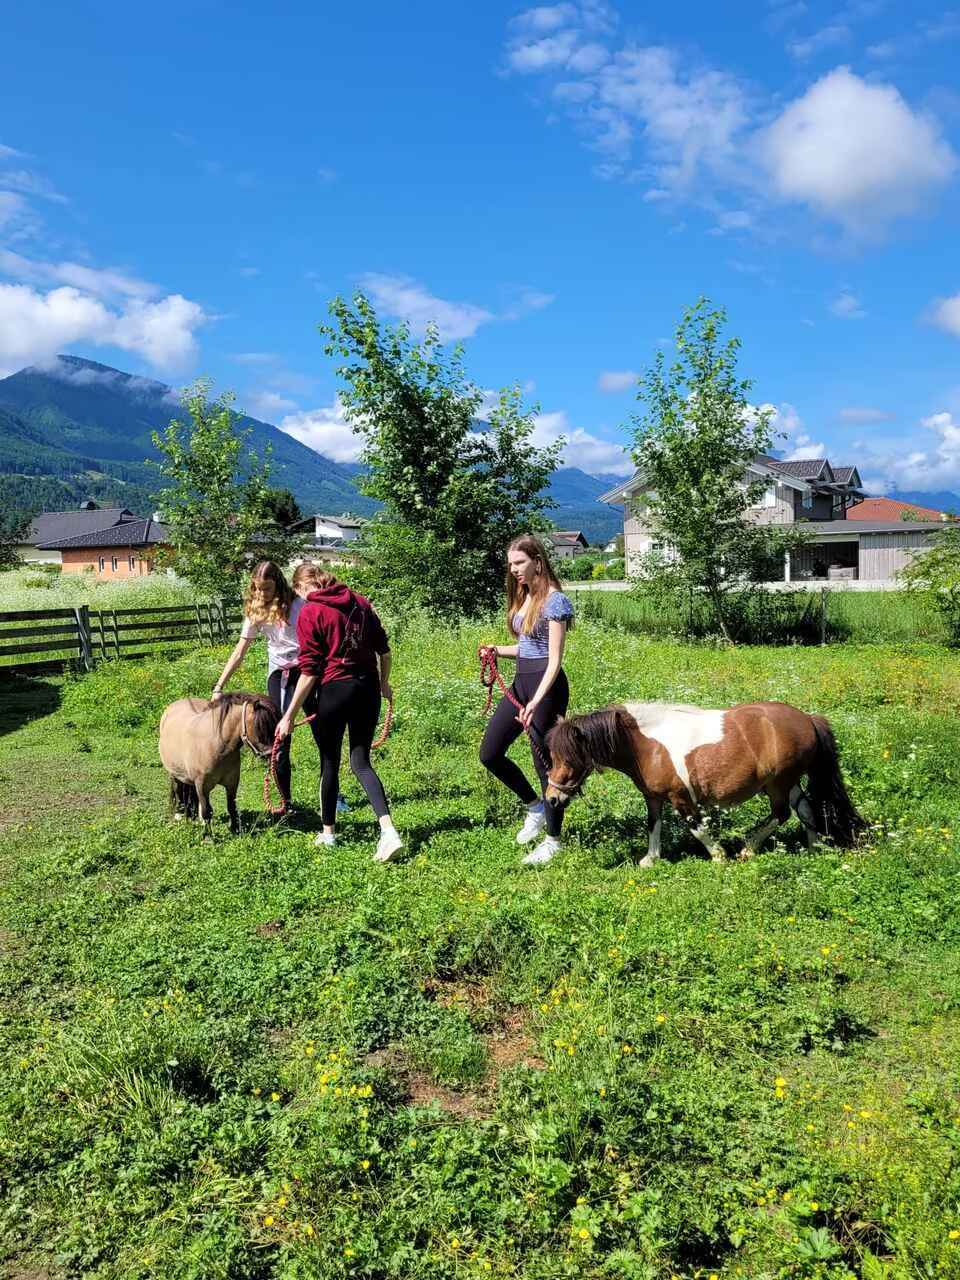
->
xmin=288 ymin=512 xmax=366 ymax=549
xmin=18 ymin=501 xmax=140 ymax=565
xmin=549 ymin=530 xmax=590 ymax=561
xmin=600 ymin=456 xmax=942 ymax=584
xmin=35 ymin=514 xmax=168 ymax=577
xmin=848 ymin=496 xmax=952 ymax=523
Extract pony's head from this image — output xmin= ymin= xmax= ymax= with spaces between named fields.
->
xmin=544 ymin=709 xmax=626 ymax=808
xmin=216 ymin=692 xmax=279 ymax=757
xmin=544 ymin=718 xmax=593 ymax=807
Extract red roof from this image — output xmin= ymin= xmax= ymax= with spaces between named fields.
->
xmin=848 ymin=497 xmax=951 ymax=522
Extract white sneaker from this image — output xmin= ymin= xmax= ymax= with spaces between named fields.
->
xmin=374 ymin=829 xmax=404 ymax=863
xmin=516 ymin=803 xmax=546 ymax=846
xmin=521 ymin=836 xmax=561 ymax=867
xmin=313 ymin=831 xmax=336 ymax=848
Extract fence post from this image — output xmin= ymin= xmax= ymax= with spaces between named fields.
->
xmin=819 ymin=587 xmax=828 ymax=645
xmin=75 ymin=605 xmax=94 ymax=671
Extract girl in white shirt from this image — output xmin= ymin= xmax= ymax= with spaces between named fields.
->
xmin=212 ymin=561 xmax=312 ymax=811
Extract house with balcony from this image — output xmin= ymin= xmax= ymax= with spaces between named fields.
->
xmin=599 ymin=456 xmax=943 ymax=584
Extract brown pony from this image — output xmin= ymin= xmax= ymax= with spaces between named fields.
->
xmin=158 ymin=693 xmax=279 ymax=835
xmin=544 ymin=699 xmax=865 ymax=866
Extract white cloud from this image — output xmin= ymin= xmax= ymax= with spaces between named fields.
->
xmin=0 ymin=283 xmax=207 ymax=378
xmin=360 ymin=273 xmax=494 ymax=341
xmin=838 ymin=406 xmax=892 ymax=423
xmin=0 ymin=143 xmax=23 ymax=160
xmin=279 ymin=398 xmax=363 ymax=463
xmin=246 ymin=390 xmax=299 ymax=420
xmin=930 ymin=293 xmax=960 ymax=336
xmin=829 ymin=290 xmax=865 ymax=319
xmin=503 ymin=11 xmax=957 ymax=237
xmin=0 ymin=168 xmax=66 ymax=203
xmin=758 ymin=68 xmax=957 ymax=233
xmin=359 ymin=273 xmax=552 ymax=341
xmin=512 ymin=4 xmax=578 ymax=33
xmin=597 ymin=369 xmax=636 ymax=392
xmin=787 ymin=24 xmax=850 ymax=59
xmin=0 ymin=191 xmax=32 ymax=236
xmin=533 ymin=409 xmax=632 ymax=474
xmin=232 ymin=351 xmax=277 ymax=364
xmin=785 ymin=432 xmax=827 ymax=460
xmin=0 ymin=249 xmax=157 ymax=300
xmin=507 ymin=29 xmax=580 ymax=72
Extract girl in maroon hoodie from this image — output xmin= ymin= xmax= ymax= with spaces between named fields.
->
xmin=274 ymin=562 xmax=403 ymax=862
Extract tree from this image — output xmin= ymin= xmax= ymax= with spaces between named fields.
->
xmin=151 ymin=381 xmax=308 ymax=597
xmin=320 ymin=293 xmax=561 ymax=617
xmin=262 ymin=487 xmax=303 ymax=528
xmin=627 ymin=298 xmax=805 ymax=642
xmin=899 ymin=524 xmax=960 ymax=644
xmin=0 ymin=507 xmax=30 ymax=571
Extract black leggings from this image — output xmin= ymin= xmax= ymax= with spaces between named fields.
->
xmin=479 ymin=660 xmax=569 ymax=838
xmin=311 ymin=675 xmax=390 ymax=826
xmin=267 ymin=666 xmax=304 ymax=805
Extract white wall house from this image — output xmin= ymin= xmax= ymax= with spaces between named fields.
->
xmin=599 ymin=456 xmax=942 ymax=584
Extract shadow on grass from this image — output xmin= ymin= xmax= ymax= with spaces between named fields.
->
xmin=0 ymin=672 xmax=61 ymax=739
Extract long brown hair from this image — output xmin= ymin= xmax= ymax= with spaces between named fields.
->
xmin=292 ymin=561 xmax=338 ymax=595
xmin=506 ymin=534 xmax=564 ymax=637
xmin=244 ymin=561 xmax=294 ymax=626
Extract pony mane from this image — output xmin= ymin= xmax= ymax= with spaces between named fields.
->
xmin=547 ymin=707 xmax=626 ymax=773
xmin=214 ymin=691 xmax=278 ymax=743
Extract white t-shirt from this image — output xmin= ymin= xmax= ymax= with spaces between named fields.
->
xmin=240 ymin=596 xmax=304 ymax=676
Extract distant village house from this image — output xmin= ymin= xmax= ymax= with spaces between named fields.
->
xmin=548 ymin=530 xmax=590 ymax=561
xmin=20 ymin=502 xmax=168 ymax=578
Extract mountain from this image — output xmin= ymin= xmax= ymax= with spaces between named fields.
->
xmin=886 ymin=489 xmax=960 ymax=515
xmin=0 ymin=356 xmax=377 ymax=518
xmin=0 ymin=355 xmax=626 ymax=544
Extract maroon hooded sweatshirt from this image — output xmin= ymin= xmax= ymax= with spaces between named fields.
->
xmin=295 ymin=583 xmax=390 ymax=686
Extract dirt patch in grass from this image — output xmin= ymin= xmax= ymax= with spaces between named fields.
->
xmin=366 ymin=1007 xmax=544 ymax=1119
xmin=254 ymin=918 xmax=285 ymax=939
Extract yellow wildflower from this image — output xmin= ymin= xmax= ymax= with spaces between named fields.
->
xmin=263 ymin=1215 xmax=275 ymax=1227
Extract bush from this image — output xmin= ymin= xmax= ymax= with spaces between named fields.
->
xmin=605 ymin=558 xmax=625 ymax=580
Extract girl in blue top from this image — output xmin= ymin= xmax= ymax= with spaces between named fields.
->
xmin=480 ymin=533 xmax=574 ymax=866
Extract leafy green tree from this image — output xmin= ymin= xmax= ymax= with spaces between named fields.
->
xmin=261 ymin=487 xmax=304 ymax=528
xmin=320 ymin=293 xmax=561 ymax=617
xmin=627 ymin=298 xmax=805 ymax=642
xmin=151 ymin=381 xmax=308 ymax=597
xmin=0 ymin=507 xmax=30 ymax=571
xmin=899 ymin=524 xmax=960 ymax=644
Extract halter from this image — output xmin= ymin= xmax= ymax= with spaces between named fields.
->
xmin=545 ymin=770 xmax=587 ymax=799
xmin=239 ymin=700 xmax=270 ymax=759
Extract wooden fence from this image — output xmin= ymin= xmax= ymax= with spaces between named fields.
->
xmin=0 ymin=600 xmax=242 ymax=674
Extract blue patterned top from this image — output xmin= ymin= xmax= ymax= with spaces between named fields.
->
xmin=513 ymin=591 xmax=574 ymax=659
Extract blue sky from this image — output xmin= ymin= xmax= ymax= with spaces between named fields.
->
xmin=2 ymin=0 xmax=960 ymax=493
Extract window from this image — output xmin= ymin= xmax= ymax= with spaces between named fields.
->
xmin=98 ymin=556 xmax=105 ymax=571
xmin=111 ymin=555 xmax=118 ymax=571
xmin=763 ymin=485 xmax=777 ymax=508
xmin=129 ymin=556 xmax=136 ymax=570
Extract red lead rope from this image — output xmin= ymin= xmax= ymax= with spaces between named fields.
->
xmin=478 ymin=645 xmax=550 ymax=772
xmin=263 ymin=699 xmax=394 ymax=816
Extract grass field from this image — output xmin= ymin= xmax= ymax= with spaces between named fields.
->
xmin=1 ymin=617 xmax=959 ymax=1279
xmin=0 ymin=567 xmax=196 ymax=613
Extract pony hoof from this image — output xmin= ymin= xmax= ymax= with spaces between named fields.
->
xmin=638 ymin=855 xmax=658 ymax=869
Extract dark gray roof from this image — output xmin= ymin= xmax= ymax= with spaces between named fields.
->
xmin=773 ymin=459 xmax=829 ymax=479
xmin=37 ymin=518 xmax=167 ymax=549
xmin=25 ymin=507 xmax=137 ymax=545
xmin=799 ymin=520 xmax=942 ymax=536
xmin=832 ymin=465 xmax=858 ymax=483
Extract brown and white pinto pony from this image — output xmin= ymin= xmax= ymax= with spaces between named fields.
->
xmin=158 ymin=693 xmax=279 ymax=836
xmin=544 ymin=699 xmax=865 ymax=866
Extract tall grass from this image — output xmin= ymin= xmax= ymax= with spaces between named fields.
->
xmin=0 ymin=566 xmax=196 ymax=613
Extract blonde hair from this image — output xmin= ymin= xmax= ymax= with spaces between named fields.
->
xmin=292 ymin=561 xmax=338 ymax=594
xmin=505 ymin=533 xmax=566 ymax=637
xmin=244 ymin=561 xmax=294 ymax=626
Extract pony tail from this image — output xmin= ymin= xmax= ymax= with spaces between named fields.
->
xmin=807 ymin=715 xmax=866 ymax=847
